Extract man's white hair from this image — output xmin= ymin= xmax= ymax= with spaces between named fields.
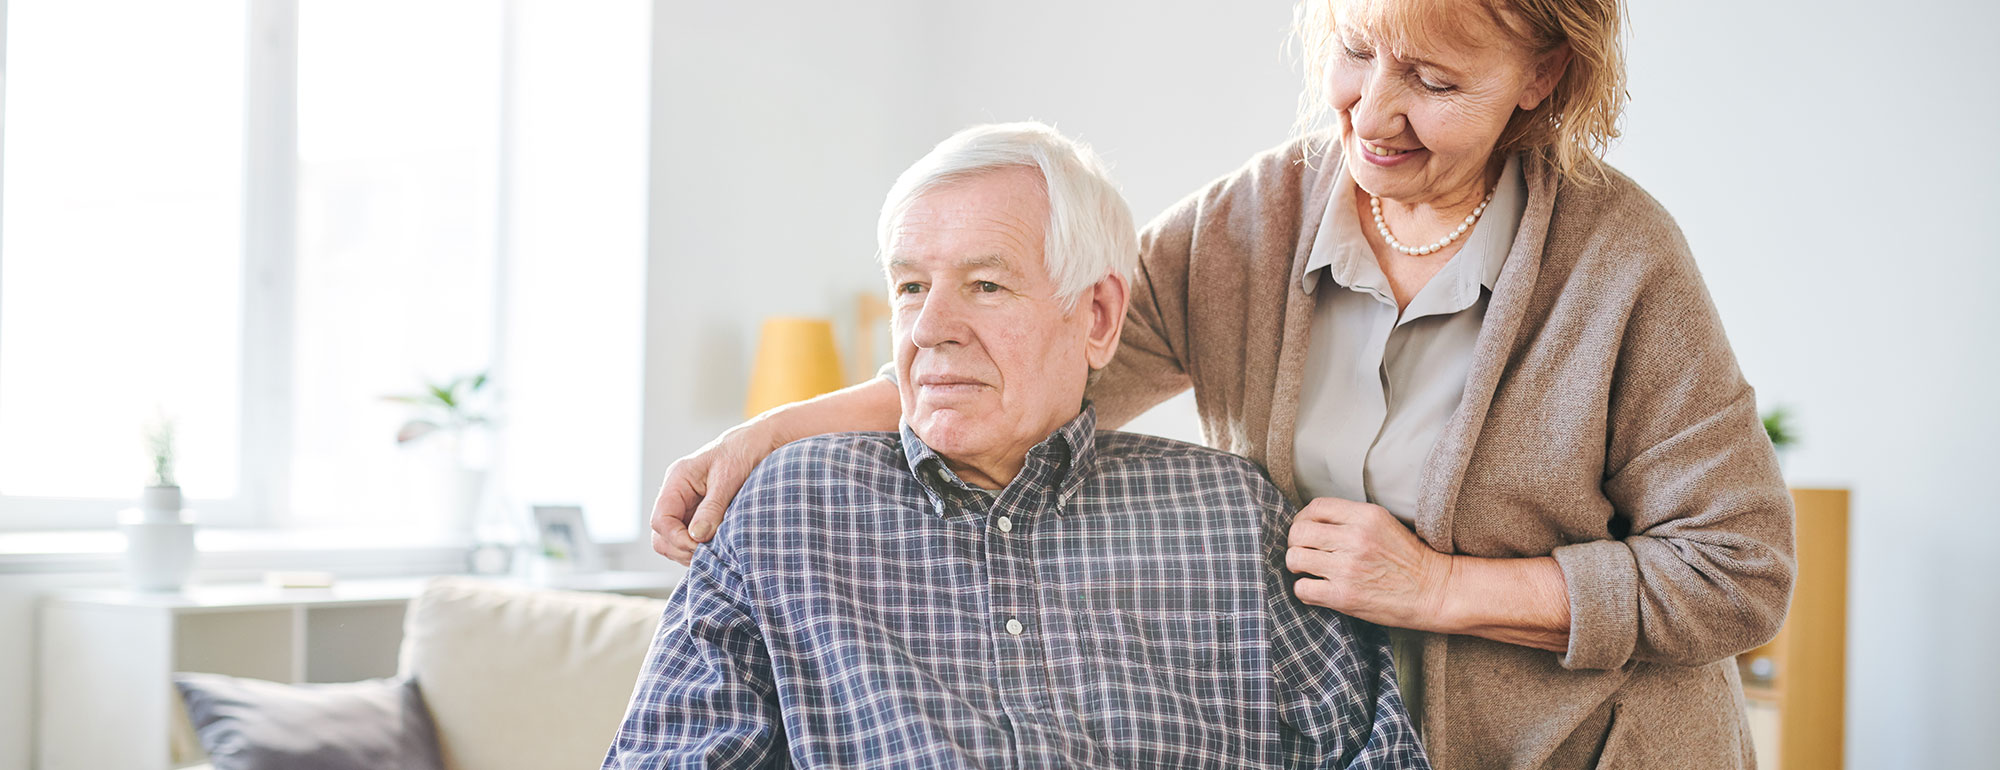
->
xmin=877 ymin=121 xmax=1137 ymax=313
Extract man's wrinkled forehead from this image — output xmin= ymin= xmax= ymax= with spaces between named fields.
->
xmin=885 ymin=254 xmax=1029 ymax=280
xmin=881 ymin=172 xmax=1052 ymax=283
xmin=883 ymin=165 xmax=1045 ymax=230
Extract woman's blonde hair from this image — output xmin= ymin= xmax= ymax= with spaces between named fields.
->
xmin=1293 ymin=0 xmax=1628 ymax=182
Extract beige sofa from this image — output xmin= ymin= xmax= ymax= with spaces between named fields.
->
xmin=182 ymin=577 xmax=670 ymax=770
xmin=400 ymin=578 xmax=670 ymax=769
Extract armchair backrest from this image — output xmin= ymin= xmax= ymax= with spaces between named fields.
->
xmin=399 ymin=577 xmax=668 ymax=770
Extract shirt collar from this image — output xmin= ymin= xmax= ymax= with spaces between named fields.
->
xmin=899 ymin=402 xmax=1099 ymax=520
xmin=1300 ymin=152 xmax=1525 ymax=306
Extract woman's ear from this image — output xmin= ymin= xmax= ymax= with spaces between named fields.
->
xmin=1082 ymin=272 xmax=1129 ymax=371
xmin=1519 ymin=43 xmax=1572 ymax=111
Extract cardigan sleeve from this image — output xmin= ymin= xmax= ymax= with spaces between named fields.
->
xmin=1550 ymin=224 xmax=1797 ymax=671
xmin=1086 ymin=193 xmax=1199 ymax=429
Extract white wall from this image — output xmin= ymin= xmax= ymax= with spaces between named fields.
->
xmin=931 ymin=1 xmax=1303 ymax=441
xmin=1609 ymin=2 xmax=2000 ymax=766
xmin=641 ymin=0 xmax=952 ymax=479
xmin=642 ymin=1 xmax=2000 ymax=768
xmin=639 ymin=0 xmax=1304 ymax=472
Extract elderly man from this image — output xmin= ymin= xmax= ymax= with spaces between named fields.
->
xmin=604 ymin=123 xmax=1426 ymax=769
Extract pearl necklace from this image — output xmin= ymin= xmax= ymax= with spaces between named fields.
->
xmin=1370 ymin=187 xmax=1495 ymax=256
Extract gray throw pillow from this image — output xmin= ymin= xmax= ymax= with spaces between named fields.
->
xmin=173 ymin=672 xmax=444 ymax=770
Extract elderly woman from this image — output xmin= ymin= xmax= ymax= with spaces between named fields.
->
xmin=651 ymin=0 xmax=1794 ymax=767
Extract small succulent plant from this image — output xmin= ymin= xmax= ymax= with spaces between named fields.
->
xmin=143 ymin=412 xmax=177 ymax=487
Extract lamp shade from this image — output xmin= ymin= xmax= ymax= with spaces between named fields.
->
xmin=745 ymin=317 xmax=845 ymax=418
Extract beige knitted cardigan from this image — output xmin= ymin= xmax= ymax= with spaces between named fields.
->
xmin=1089 ymin=135 xmax=1797 ymax=769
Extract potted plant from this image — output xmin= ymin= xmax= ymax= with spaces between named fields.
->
xmin=123 ymin=413 xmax=196 ymax=591
xmin=141 ymin=414 xmax=181 ymax=518
xmin=384 ymin=372 xmax=497 ymax=545
xmin=1762 ymin=405 xmax=1798 ymax=473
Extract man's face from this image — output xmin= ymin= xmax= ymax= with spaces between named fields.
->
xmin=884 ymin=168 xmax=1105 ymax=488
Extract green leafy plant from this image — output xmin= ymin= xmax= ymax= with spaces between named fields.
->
xmin=1761 ymin=406 xmax=1797 ymax=451
xmin=142 ymin=412 xmax=177 ymax=487
xmin=383 ymin=371 xmax=492 ymax=446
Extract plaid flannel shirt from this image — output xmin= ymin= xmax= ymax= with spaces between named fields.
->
xmin=605 ymin=405 xmax=1428 ymax=769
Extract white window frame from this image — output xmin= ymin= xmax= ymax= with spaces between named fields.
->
xmin=233 ymin=0 xmax=300 ymax=533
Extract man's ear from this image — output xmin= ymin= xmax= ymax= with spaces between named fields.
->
xmin=1081 ymin=272 xmax=1129 ymax=371
xmin=1519 ymin=43 xmax=1571 ymax=111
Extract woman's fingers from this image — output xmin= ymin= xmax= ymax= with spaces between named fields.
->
xmin=650 ymin=459 xmax=709 ymax=564
xmin=1286 ymin=495 xmax=1453 ymax=628
xmin=1290 ymin=504 xmax=1351 ymax=551
xmin=651 ymin=527 xmax=700 ymax=566
xmin=1286 ymin=544 xmax=1314 ymax=575
xmin=1297 ymin=495 xmax=1380 ymax=524
xmin=650 ymin=424 xmax=779 ymax=565
xmin=1289 ymin=547 xmax=1383 ymax=618
xmin=1286 ymin=542 xmax=1346 ymax=574
xmin=686 ymin=453 xmax=753 ymax=542
xmin=1292 ymin=576 xmax=1348 ymax=610
xmin=1287 ymin=521 xmax=1342 ymax=563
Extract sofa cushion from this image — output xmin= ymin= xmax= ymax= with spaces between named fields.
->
xmin=173 ymin=672 xmax=443 ymax=770
xmin=400 ymin=577 xmax=669 ymax=770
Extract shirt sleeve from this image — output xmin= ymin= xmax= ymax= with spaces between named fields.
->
xmin=1257 ymin=481 xmax=1431 ymax=770
xmin=603 ymin=538 xmax=786 ymax=769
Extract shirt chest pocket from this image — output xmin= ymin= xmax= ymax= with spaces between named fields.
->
xmin=1069 ymin=607 xmax=1260 ymax=759
xmin=1075 ymin=608 xmax=1240 ymax=677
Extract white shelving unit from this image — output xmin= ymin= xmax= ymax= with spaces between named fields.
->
xmin=36 ymin=572 xmax=678 ymax=770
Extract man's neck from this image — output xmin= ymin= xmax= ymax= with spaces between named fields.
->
xmin=940 ymin=456 xmax=1020 ymax=491
xmin=905 ymin=404 xmax=1096 ymax=493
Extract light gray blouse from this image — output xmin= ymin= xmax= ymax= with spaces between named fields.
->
xmin=1291 ymin=154 xmax=1527 ymax=524
xmin=1290 ymin=154 xmax=1526 ymax=730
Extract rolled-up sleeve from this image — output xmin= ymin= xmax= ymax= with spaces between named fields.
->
xmin=604 ymin=539 xmax=783 ymax=769
xmin=1554 ymin=231 xmax=1797 ymax=672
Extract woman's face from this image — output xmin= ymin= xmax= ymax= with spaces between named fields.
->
xmin=1327 ymin=2 xmax=1563 ymax=207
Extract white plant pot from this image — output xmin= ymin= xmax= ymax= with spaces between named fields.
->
xmin=121 ymin=517 xmax=196 ymax=591
xmin=140 ymin=485 xmax=183 ymax=523
xmin=453 ymin=468 xmax=488 ymax=542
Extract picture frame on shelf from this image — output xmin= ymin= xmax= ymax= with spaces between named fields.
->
xmin=530 ymin=504 xmax=603 ymax=574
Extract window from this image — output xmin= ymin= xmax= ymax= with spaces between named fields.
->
xmin=286 ymin=0 xmax=505 ymax=533
xmin=1 ymin=0 xmax=650 ymax=542
xmin=0 ymin=0 xmax=249 ymax=523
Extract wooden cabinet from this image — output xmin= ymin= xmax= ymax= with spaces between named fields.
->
xmin=36 ymin=572 xmax=677 ymax=770
xmin=1740 ymin=488 xmax=1849 ymax=770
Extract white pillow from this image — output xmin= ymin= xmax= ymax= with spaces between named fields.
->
xmin=399 ymin=578 xmax=668 ymax=770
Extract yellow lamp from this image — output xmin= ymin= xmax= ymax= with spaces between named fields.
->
xmin=745 ymin=317 xmax=845 ymax=418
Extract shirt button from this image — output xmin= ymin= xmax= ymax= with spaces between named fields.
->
xmin=996 ymin=516 xmax=1013 ymax=533
xmin=1005 ymin=618 xmax=1024 ymax=635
